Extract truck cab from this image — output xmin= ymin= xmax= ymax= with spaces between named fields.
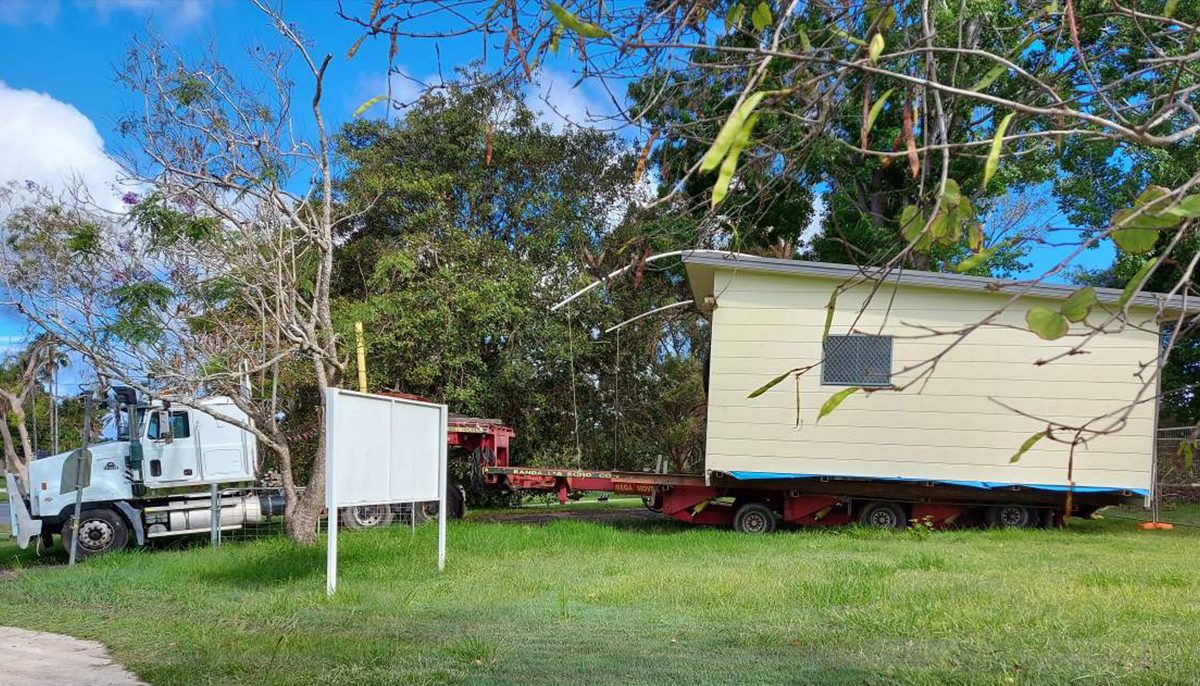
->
xmin=7 ymin=393 xmax=275 ymax=557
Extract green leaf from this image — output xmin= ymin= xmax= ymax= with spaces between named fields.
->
xmin=711 ymin=113 xmax=759 ymax=207
xmin=970 ymin=64 xmax=1007 ymax=92
xmin=818 ymin=387 xmax=860 ymax=423
xmin=862 ymin=88 xmax=894 ymax=146
xmin=1060 ymin=287 xmax=1098 ymax=323
xmin=868 ymin=32 xmax=885 ymax=63
xmin=899 ymin=204 xmax=924 ymax=243
xmin=1011 ymin=430 xmax=1047 ymax=463
xmin=1165 ymin=194 xmax=1200 ymax=219
xmin=941 ymin=178 xmax=962 ymax=207
xmin=950 ymin=245 xmax=998 ymax=274
xmin=1110 ymin=209 xmax=1160 ymax=254
xmin=1136 ymin=185 xmax=1173 ymax=212
xmin=831 ymin=28 xmax=868 ymax=47
xmin=548 ymin=2 xmax=611 ymax=39
xmin=797 ymin=28 xmax=812 ymax=51
xmin=748 ymin=367 xmax=803 ymax=398
xmin=1165 ymin=0 xmax=1179 ymax=19
xmin=822 ymin=290 xmax=838 ymax=342
xmin=699 ymin=91 xmax=767 ymax=173
xmin=354 ymin=95 xmax=389 ymax=118
xmin=751 ymin=1 xmax=772 ymax=31
xmin=66 ymin=222 xmax=101 ymax=253
xmin=983 ymin=112 xmax=1015 ymax=191
xmin=1026 ymin=307 xmax=1068 ymax=340
xmin=1118 ymin=259 xmax=1157 ymax=309
xmin=967 ymin=221 xmax=984 ymax=252
xmin=725 ymin=3 xmax=745 ymax=31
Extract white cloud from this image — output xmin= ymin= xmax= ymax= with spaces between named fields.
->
xmin=82 ymin=0 xmax=213 ymax=29
xmin=351 ymin=67 xmax=430 ymax=118
xmin=0 ymin=0 xmax=60 ymax=26
xmin=524 ymin=69 xmax=612 ymax=130
xmin=0 ymin=81 xmax=125 ymax=211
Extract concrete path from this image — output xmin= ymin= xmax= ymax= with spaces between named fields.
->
xmin=0 ymin=626 xmax=147 ymax=685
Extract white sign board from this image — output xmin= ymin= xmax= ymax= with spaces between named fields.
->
xmin=325 ymin=388 xmax=447 ymax=595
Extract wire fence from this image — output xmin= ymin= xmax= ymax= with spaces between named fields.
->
xmin=1155 ymin=426 xmax=1200 ymax=503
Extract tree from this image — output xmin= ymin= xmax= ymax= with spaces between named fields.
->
xmin=341 ymin=1 xmax=1200 ymax=456
xmin=0 ymin=336 xmax=59 ymax=484
xmin=333 ymin=73 xmax=706 ymax=473
xmin=0 ymin=3 xmax=344 ymax=544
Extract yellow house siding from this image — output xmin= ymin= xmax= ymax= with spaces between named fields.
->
xmin=704 ymin=268 xmax=1158 ymax=492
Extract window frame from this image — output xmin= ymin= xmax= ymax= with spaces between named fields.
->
xmin=820 ymin=334 xmax=894 ymax=388
xmin=146 ymin=410 xmax=192 ymax=440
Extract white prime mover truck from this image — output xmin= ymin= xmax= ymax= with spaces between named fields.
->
xmin=5 ymin=387 xmax=285 ymax=557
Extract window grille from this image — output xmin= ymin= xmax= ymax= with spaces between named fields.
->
xmin=822 ymin=335 xmax=893 ymax=387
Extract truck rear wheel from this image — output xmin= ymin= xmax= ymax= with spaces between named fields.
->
xmin=733 ymin=502 xmax=776 ymax=534
xmin=340 ymin=504 xmax=395 ymax=530
xmin=987 ymin=504 xmax=1038 ymax=528
xmin=858 ymin=501 xmax=907 ymax=529
xmin=62 ymin=508 xmax=129 ymax=558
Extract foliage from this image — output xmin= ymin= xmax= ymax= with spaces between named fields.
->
xmin=333 ymin=74 xmax=707 ymax=473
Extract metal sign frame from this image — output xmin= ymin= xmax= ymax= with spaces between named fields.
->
xmin=324 ymin=388 xmax=447 ymax=595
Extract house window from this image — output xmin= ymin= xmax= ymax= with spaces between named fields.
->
xmin=822 ymin=335 xmax=893 ymax=387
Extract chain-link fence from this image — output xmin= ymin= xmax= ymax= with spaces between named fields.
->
xmin=1155 ymin=426 xmax=1200 ymax=503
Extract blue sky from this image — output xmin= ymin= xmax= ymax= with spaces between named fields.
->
xmin=0 ymin=0 xmax=610 ymax=362
xmin=0 ymin=0 xmax=1113 ymax=365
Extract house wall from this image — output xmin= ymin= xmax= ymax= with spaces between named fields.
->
xmin=704 ymin=268 xmax=1160 ymax=492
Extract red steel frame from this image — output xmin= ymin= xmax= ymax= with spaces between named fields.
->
xmin=378 ymin=391 xmax=1127 ymax=529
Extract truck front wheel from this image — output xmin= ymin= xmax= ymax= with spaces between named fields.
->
xmin=733 ymin=502 xmax=777 ymax=534
xmin=61 ymin=508 xmax=129 ymax=558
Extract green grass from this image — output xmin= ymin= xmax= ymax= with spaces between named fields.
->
xmin=2 ymin=510 xmax=1199 ymax=685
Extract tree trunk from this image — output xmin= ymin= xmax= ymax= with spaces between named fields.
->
xmin=0 ymin=403 xmax=28 ymax=486
xmin=281 ymin=420 xmax=328 ymax=545
xmin=0 ymin=391 xmax=33 ymax=485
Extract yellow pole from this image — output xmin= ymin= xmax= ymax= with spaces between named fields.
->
xmin=354 ymin=321 xmax=368 ymax=393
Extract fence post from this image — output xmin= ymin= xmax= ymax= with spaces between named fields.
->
xmin=210 ymin=483 xmax=220 ymax=546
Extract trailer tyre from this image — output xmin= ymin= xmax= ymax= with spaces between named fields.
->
xmin=733 ymin=502 xmax=777 ymax=534
xmin=61 ymin=508 xmax=129 ymax=558
xmin=340 ymin=504 xmax=395 ymax=530
xmin=987 ymin=504 xmax=1038 ymax=529
xmin=858 ymin=501 xmax=907 ymax=529
xmin=412 ymin=482 xmax=467 ymax=524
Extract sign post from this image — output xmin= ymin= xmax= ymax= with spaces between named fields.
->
xmin=324 ymin=388 xmax=447 ymax=595
xmin=67 ymin=397 xmax=93 ymax=566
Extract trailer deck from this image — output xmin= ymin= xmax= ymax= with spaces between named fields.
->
xmin=482 ymin=465 xmax=1143 ymax=532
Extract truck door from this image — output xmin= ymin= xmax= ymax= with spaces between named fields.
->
xmin=143 ymin=410 xmax=200 ymax=485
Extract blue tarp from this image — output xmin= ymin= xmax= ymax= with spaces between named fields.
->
xmin=725 ymin=470 xmax=1148 ymax=497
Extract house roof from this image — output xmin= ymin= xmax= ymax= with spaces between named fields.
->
xmin=681 ymin=250 xmax=1199 ymax=315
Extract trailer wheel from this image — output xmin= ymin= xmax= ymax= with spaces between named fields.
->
xmin=733 ymin=502 xmax=777 ymax=534
xmin=858 ymin=501 xmax=907 ymax=529
xmin=340 ymin=504 xmax=395 ymax=530
xmin=412 ymin=482 xmax=467 ymax=523
xmin=61 ymin=508 xmax=129 ymax=558
xmin=987 ymin=504 xmax=1038 ymax=528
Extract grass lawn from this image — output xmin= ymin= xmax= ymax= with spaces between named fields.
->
xmin=1 ymin=505 xmax=1199 ymax=685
